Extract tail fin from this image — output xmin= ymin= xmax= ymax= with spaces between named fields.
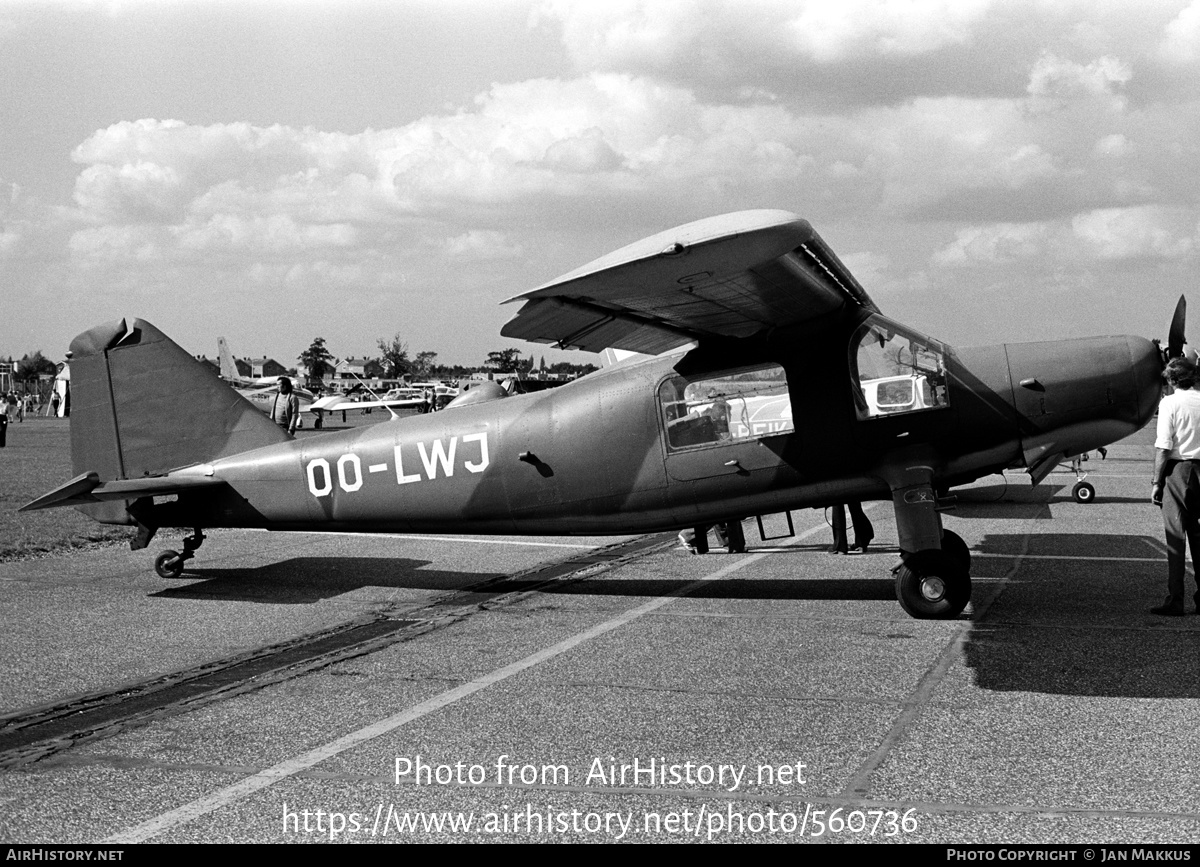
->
xmin=69 ymin=318 xmax=290 ymax=524
xmin=217 ymin=336 xmax=240 ymax=382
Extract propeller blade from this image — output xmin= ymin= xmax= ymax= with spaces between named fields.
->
xmin=1169 ymin=294 xmax=1186 ymax=359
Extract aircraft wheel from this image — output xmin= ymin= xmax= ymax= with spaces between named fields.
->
xmin=895 ymin=550 xmax=970 ymax=619
xmin=941 ymin=528 xmax=971 ymax=571
xmin=1072 ymin=481 xmax=1096 ymax=504
xmin=154 ymin=550 xmax=185 ymax=580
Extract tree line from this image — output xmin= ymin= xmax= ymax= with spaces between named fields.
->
xmin=297 ymin=334 xmax=598 ymax=383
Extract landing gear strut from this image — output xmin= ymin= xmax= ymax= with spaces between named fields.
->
xmin=888 ymin=467 xmax=973 ymax=619
xmin=153 ymin=529 xmax=205 ymax=579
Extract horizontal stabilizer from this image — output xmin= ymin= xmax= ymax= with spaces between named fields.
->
xmin=21 ymin=471 xmax=226 ymax=512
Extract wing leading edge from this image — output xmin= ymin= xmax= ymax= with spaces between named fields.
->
xmin=500 ymin=210 xmax=878 ymax=354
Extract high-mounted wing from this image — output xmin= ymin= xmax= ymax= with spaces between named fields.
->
xmin=500 ymin=209 xmax=878 ymax=354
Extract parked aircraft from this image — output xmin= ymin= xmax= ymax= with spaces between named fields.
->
xmin=305 ymin=382 xmax=460 ymax=427
xmin=21 ymin=210 xmax=1168 ymax=618
xmin=216 ymin=336 xmax=314 ymax=420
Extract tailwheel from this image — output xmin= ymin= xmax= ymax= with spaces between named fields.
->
xmin=894 ymin=549 xmax=971 ymax=619
xmin=154 ymin=550 xmax=185 ymax=580
xmin=1072 ymin=481 xmax=1096 ymax=504
xmin=153 ymin=529 xmax=205 ymax=580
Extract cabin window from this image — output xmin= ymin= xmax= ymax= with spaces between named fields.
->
xmin=659 ymin=364 xmax=793 ymax=451
xmin=850 ymin=315 xmax=950 ymax=420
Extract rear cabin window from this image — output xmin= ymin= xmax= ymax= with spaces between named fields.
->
xmin=659 ymin=364 xmax=793 ymax=451
xmin=851 ymin=316 xmax=950 ymax=420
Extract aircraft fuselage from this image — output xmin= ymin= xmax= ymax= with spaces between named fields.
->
xmin=157 ymin=311 xmax=1162 ymax=538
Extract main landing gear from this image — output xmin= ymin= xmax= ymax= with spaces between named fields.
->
xmin=893 ymin=529 xmax=971 ymax=619
xmin=154 ymin=529 xmax=205 ymax=579
xmin=887 ymin=470 xmax=972 ymax=619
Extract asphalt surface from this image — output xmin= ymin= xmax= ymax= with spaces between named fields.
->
xmin=1 ymin=424 xmax=1198 ymax=845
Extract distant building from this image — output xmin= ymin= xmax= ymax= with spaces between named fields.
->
xmin=333 ymin=357 xmax=369 ymax=381
xmin=326 ymin=357 xmax=387 ymax=391
xmin=248 ymin=357 xmax=287 ymax=379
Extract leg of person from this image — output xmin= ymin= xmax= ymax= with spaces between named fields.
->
xmin=829 ymin=504 xmax=848 ymax=554
xmin=848 ymin=501 xmax=874 ymax=553
xmin=716 ymin=519 xmax=745 ymax=553
xmin=1179 ymin=462 xmax=1200 ymax=613
xmin=677 ymin=525 xmax=710 ymax=555
xmin=1157 ymin=461 xmax=1190 ymax=615
xmin=724 ymin=518 xmax=745 ymax=553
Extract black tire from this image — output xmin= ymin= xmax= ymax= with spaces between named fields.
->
xmin=1072 ymin=481 xmax=1095 ymax=504
xmin=154 ymin=550 xmax=184 ymax=580
xmin=895 ymin=549 xmax=970 ymax=619
xmin=941 ymin=528 xmax=971 ymax=571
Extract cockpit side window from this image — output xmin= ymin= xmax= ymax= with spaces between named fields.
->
xmin=659 ymin=364 xmax=793 ymax=451
xmin=851 ymin=315 xmax=950 ymax=420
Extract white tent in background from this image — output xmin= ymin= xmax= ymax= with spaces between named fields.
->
xmin=50 ymin=361 xmax=69 ymax=417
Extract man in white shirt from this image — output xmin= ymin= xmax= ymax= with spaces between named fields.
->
xmin=1151 ymin=357 xmax=1200 ymax=615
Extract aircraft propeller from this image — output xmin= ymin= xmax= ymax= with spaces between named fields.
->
xmin=1167 ymin=294 xmax=1187 ymax=360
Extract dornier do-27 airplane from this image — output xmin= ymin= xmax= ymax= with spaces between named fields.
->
xmin=22 ymin=210 xmax=1172 ymax=618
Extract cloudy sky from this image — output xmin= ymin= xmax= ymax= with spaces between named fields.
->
xmin=3 ymin=0 xmax=1200 ymax=369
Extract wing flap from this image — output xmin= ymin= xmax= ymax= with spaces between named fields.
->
xmin=501 ymin=210 xmax=876 ymax=353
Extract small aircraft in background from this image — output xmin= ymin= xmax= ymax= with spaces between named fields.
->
xmin=216 ymin=336 xmax=314 ymax=421
xmin=305 ymin=381 xmax=460 ymax=428
xmin=22 ymin=210 xmax=1170 ymax=618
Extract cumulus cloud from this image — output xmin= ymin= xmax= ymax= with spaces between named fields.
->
xmin=18 ymin=1 xmax=1200 ymax=355
xmin=63 ymin=75 xmax=829 ymax=269
xmin=933 ymin=222 xmax=1052 ymax=266
xmin=933 ymin=207 xmax=1198 ymax=267
xmin=1025 ymin=53 xmax=1132 ymax=112
xmin=534 ymin=0 xmax=1189 ymax=111
xmin=784 ymin=0 xmax=991 ymax=61
xmin=1159 ymin=0 xmax=1200 ymax=64
xmin=1070 ymin=206 xmax=1197 ymax=259
xmin=442 ymin=230 xmax=523 ymax=260
xmin=60 ymin=54 xmax=1186 ymax=277
xmin=541 ymin=0 xmax=992 ymax=70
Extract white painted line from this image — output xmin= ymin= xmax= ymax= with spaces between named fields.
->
xmin=306 ymin=531 xmax=599 ymax=549
xmin=106 ymin=516 xmax=837 ymax=843
xmin=973 ymin=553 xmax=1166 ymax=563
xmin=388 ymin=535 xmax=598 ymax=549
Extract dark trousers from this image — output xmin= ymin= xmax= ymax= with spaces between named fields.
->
xmin=831 ymin=502 xmax=873 ymax=552
xmin=715 ymin=519 xmax=746 ymax=553
xmin=682 ymin=519 xmax=745 ymax=553
xmin=1162 ymin=460 xmax=1200 ymax=603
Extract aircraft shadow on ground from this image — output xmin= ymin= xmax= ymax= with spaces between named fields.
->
xmin=145 ymin=533 xmax=1200 ymax=698
xmin=954 ymin=479 xmax=1150 ymax=511
xmin=479 ymin=575 xmax=906 ymax=602
xmin=964 ymin=532 xmax=1200 ymax=699
xmin=149 ymin=557 xmax=498 ymax=604
xmin=944 ymin=490 xmax=1149 ymax=518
